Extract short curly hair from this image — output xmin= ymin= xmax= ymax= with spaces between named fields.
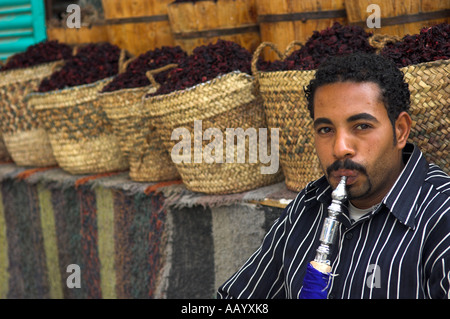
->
xmin=304 ymin=53 xmax=410 ymax=130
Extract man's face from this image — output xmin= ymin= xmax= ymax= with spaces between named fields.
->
xmin=313 ymin=81 xmax=408 ymax=209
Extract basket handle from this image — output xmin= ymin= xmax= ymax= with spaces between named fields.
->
xmin=251 ymin=41 xmax=284 ymax=76
xmin=145 ymin=63 xmax=179 ymax=90
xmin=283 ymin=40 xmax=305 ymax=58
xmin=118 ymin=49 xmax=136 ymax=74
xmin=72 ymin=44 xmax=81 ymax=56
xmin=51 ymin=60 xmax=65 ymax=73
xmin=369 ymin=34 xmax=401 ymax=53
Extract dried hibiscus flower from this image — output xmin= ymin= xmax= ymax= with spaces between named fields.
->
xmin=261 ymin=22 xmax=376 ymax=71
xmin=380 ymin=23 xmax=449 ymax=67
xmin=0 ymin=40 xmax=71 ymax=72
xmin=151 ymin=39 xmax=253 ymax=96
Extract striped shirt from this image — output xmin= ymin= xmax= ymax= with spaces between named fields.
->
xmin=217 ymin=143 xmax=450 ymax=299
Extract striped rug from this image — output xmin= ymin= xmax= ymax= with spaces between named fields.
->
xmin=0 ymin=163 xmax=292 ymax=298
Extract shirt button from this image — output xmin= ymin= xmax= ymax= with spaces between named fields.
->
xmin=345 ymin=232 xmax=353 ymax=240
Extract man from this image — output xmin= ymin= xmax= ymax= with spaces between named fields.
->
xmin=217 ymin=53 xmax=450 ymax=299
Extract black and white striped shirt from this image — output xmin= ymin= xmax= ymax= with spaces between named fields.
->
xmin=217 ymin=143 xmax=450 ymax=299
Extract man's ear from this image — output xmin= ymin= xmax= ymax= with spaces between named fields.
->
xmin=395 ymin=111 xmax=412 ymax=149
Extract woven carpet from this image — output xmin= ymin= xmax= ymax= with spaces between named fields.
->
xmin=0 ymin=162 xmax=296 ymax=298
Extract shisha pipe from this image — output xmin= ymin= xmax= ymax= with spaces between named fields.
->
xmin=299 ymin=176 xmax=347 ymax=299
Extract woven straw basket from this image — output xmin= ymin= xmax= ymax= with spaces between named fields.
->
xmin=143 ymin=71 xmax=284 ymax=194
xmin=369 ymin=34 xmax=449 ymax=174
xmin=402 ymin=59 xmax=449 ymax=174
xmin=26 ymin=77 xmax=128 ymax=175
xmin=0 ymin=134 xmax=11 ymax=161
xmin=97 ymin=85 xmax=180 ymax=182
xmin=0 ymin=61 xmax=62 ymax=166
xmin=369 ymin=34 xmax=450 ymax=174
xmin=252 ymin=42 xmax=322 ymax=192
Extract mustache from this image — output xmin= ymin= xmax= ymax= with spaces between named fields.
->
xmin=326 ymin=158 xmax=367 ymax=176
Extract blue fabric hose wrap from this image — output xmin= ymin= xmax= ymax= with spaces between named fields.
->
xmin=298 ymin=263 xmax=330 ymax=299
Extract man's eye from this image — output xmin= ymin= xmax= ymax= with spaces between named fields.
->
xmin=356 ymin=124 xmax=372 ymax=130
xmin=317 ymin=127 xmax=332 ymax=134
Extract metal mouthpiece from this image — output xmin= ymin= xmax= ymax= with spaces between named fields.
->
xmin=332 ymin=176 xmax=348 ymax=202
xmin=313 ymin=176 xmax=348 ymax=267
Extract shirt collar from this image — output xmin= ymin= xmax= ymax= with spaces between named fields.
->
xmin=381 ymin=143 xmax=428 ymax=228
xmin=305 ymin=143 xmax=428 ymax=229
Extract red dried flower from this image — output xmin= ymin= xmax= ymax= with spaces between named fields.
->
xmin=151 ymin=39 xmax=253 ymax=96
xmin=381 ymin=23 xmax=449 ymax=67
xmin=0 ymin=40 xmax=72 ymax=72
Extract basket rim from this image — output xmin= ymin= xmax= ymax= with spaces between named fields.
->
xmin=399 ymin=57 xmax=450 ymax=71
xmin=98 ymin=84 xmax=155 ymax=110
xmin=255 ymin=68 xmax=317 ymax=77
xmin=0 ymin=60 xmax=63 ymax=87
xmin=98 ymin=84 xmax=154 ymax=97
xmin=26 ymin=76 xmax=114 ymax=110
xmin=28 ymin=76 xmax=114 ymax=97
xmin=143 ymin=70 xmax=254 ymax=117
xmin=144 ymin=70 xmax=252 ymax=102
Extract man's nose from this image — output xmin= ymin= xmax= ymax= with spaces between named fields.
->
xmin=333 ymin=130 xmax=355 ymax=160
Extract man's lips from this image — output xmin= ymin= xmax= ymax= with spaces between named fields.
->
xmin=331 ymin=169 xmax=359 ymax=185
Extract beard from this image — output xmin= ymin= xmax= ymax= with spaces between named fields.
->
xmin=346 ymin=177 xmax=373 ymax=201
xmin=325 ymin=158 xmax=373 ymax=200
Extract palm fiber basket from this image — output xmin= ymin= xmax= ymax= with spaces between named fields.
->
xmin=97 ymin=85 xmax=180 ymax=182
xmin=143 ymin=71 xmax=284 ymax=194
xmin=0 ymin=61 xmax=62 ymax=166
xmin=0 ymin=134 xmax=11 ymax=161
xmin=252 ymin=42 xmax=322 ymax=192
xmin=369 ymin=34 xmax=449 ymax=174
xmin=26 ymin=77 xmax=128 ymax=175
xmin=401 ymin=59 xmax=449 ymax=174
